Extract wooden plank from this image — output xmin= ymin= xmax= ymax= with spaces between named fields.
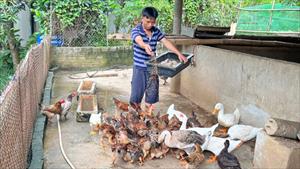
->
xmin=168 ymin=38 xmax=300 ymax=47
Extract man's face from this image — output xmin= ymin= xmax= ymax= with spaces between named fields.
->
xmin=142 ymin=16 xmax=156 ymax=30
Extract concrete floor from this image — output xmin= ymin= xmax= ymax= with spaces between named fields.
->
xmin=44 ymin=68 xmax=254 ymax=169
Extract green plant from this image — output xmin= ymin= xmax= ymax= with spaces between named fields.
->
xmin=183 ymin=0 xmax=239 ymax=27
xmin=31 ymin=0 xmax=51 ymax=34
xmin=112 ymin=0 xmax=174 ymax=34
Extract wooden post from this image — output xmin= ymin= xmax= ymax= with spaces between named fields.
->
xmin=173 ymin=0 xmax=183 ymax=34
xmin=170 ymin=0 xmax=183 ymax=93
xmin=265 ymin=118 xmax=300 ymax=140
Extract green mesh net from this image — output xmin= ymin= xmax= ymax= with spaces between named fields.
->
xmin=236 ymin=3 xmax=300 ymax=36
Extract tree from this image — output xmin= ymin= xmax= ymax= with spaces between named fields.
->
xmin=0 ymin=0 xmax=26 ymax=68
xmin=0 ymin=0 xmax=26 ymax=69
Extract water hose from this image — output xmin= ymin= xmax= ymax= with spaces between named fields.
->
xmin=57 ymin=114 xmax=76 ymax=169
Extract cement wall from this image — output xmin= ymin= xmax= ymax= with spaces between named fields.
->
xmin=50 ymin=46 xmax=133 ymax=69
xmin=179 ymin=45 xmax=300 ymax=123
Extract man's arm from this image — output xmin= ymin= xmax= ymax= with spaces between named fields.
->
xmin=160 ymin=38 xmax=188 ymax=63
xmin=134 ymin=36 xmax=154 ymax=57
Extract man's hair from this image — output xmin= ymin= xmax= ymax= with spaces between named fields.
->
xmin=142 ymin=7 xmax=158 ymax=19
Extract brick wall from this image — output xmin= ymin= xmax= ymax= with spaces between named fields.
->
xmin=50 ymin=46 xmax=133 ymax=69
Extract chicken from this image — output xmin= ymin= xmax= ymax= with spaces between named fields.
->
xmin=130 ymin=101 xmax=142 ymax=112
xmin=113 ymin=97 xmax=129 ymax=112
xmin=99 ymin=123 xmax=117 ymax=146
xmin=127 ymin=144 xmax=144 ymax=165
xmin=155 ymin=113 xmax=168 ymax=130
xmin=129 ymin=121 xmax=148 ymax=134
xmin=138 ymin=138 xmax=152 ymax=159
xmin=167 ymin=116 xmax=182 ymax=131
xmin=111 ymin=143 xmax=127 ymax=166
xmin=187 ymin=111 xmax=202 ymax=128
xmin=126 ymin=108 xmax=140 ymax=124
xmin=182 ymin=143 xmax=205 ymax=168
xmin=150 ymin=142 xmax=169 ymax=160
xmin=61 ymin=91 xmax=77 ymax=120
xmin=42 ymin=99 xmax=65 ymax=119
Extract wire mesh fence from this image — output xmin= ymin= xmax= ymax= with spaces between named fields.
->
xmin=0 ymin=36 xmax=50 ymax=168
xmin=51 ymin=12 xmax=109 ymax=47
xmin=51 ymin=11 xmax=132 ymax=47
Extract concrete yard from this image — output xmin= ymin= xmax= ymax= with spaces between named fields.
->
xmin=43 ymin=68 xmax=255 ymax=169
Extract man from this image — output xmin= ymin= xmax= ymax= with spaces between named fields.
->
xmin=130 ymin=6 xmax=187 ymax=112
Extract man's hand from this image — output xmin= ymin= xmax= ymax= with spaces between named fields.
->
xmin=178 ymin=53 xmax=188 ymax=63
xmin=161 ymin=38 xmax=188 ymax=63
xmin=143 ymin=44 xmax=154 ymax=57
xmin=135 ymin=36 xmax=154 ymax=57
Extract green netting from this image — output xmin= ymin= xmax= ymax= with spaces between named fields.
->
xmin=236 ymin=3 xmax=300 ymax=36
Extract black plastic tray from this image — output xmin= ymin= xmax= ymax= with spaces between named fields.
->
xmin=146 ymin=52 xmax=194 ymax=78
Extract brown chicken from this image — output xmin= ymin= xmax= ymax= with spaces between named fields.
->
xmin=187 ymin=111 xmax=203 ymax=128
xmin=99 ymin=123 xmax=117 ymax=146
xmin=138 ymin=137 xmax=152 ymax=159
xmin=126 ymin=108 xmax=140 ymax=124
xmin=129 ymin=101 xmax=142 ymax=112
xmin=183 ymin=143 xmax=205 ymax=168
xmin=111 ymin=143 xmax=127 ymax=166
xmin=113 ymin=97 xmax=129 ymax=112
xmin=167 ymin=116 xmax=182 ymax=131
xmin=42 ymin=99 xmax=65 ymax=119
xmin=126 ymin=143 xmax=144 ymax=165
xmin=150 ymin=142 xmax=169 ymax=160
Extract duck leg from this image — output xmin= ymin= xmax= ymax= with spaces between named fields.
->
xmin=236 ymin=141 xmax=244 ymax=148
xmin=207 ymin=155 xmax=217 ymax=163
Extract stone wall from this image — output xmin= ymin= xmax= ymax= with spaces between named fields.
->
xmin=50 ymin=46 xmax=133 ymax=69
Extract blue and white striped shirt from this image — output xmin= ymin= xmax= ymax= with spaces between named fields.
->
xmin=131 ymin=23 xmax=165 ymax=69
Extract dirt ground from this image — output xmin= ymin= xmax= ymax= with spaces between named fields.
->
xmin=43 ymin=68 xmax=254 ymax=169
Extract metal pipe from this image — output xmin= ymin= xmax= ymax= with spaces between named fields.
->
xmin=267 ymin=0 xmax=276 ymax=31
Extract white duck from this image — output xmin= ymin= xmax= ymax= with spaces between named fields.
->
xmin=167 ymin=104 xmax=188 ymax=130
xmin=167 ymin=104 xmax=221 ymax=137
xmin=158 ymin=130 xmax=212 ymax=155
xmin=186 ymin=123 xmax=219 ymax=136
xmin=212 ymin=103 xmax=240 ymax=127
xmin=227 ymin=124 xmax=263 ymax=142
xmin=206 ymin=137 xmax=242 ymax=156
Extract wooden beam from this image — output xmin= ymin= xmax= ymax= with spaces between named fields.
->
xmin=168 ymin=38 xmax=300 ymax=48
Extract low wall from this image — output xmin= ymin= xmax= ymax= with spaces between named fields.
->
xmin=50 ymin=46 xmax=133 ymax=69
xmin=179 ymin=45 xmax=300 ymax=123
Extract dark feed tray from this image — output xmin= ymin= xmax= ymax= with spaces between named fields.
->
xmin=146 ymin=51 xmax=194 ymax=78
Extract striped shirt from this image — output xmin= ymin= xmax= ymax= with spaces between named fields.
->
xmin=131 ymin=23 xmax=165 ymax=69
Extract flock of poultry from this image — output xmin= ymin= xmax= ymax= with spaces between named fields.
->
xmin=41 ymin=92 xmax=262 ymax=169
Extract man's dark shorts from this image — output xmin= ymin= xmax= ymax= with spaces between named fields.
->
xmin=130 ymin=66 xmax=159 ymax=104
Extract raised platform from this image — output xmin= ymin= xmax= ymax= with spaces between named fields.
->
xmin=253 ymin=131 xmax=300 ymax=169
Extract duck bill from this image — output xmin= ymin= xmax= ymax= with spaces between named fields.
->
xmin=212 ymin=109 xmax=219 ymax=115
